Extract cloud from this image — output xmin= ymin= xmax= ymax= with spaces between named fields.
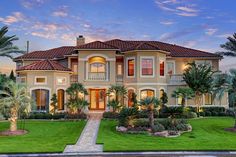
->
xmin=154 ymin=0 xmax=199 ymax=17
xmin=183 ymin=40 xmax=197 ymax=47
xmin=20 ymin=0 xmax=46 ymax=9
xmin=31 ymin=31 xmax=57 ymax=39
xmin=52 ymin=5 xmax=69 ymax=17
xmin=160 ymin=20 xmax=174 ymax=25
xmin=205 ymin=28 xmax=218 ymax=36
xmin=0 ymin=12 xmax=25 ymax=25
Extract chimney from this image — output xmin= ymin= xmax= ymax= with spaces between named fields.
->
xmin=76 ymin=35 xmax=85 ymax=46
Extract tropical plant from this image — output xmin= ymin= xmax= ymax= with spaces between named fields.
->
xmin=66 ymin=83 xmax=88 ymax=114
xmin=130 ymin=92 xmax=138 ymax=107
xmin=217 ymin=33 xmax=236 ymax=56
xmin=50 ymin=93 xmax=57 ymax=115
xmin=107 ymin=99 xmax=121 ymax=112
xmin=118 ymin=107 xmax=138 ymax=127
xmin=213 ymin=69 xmax=236 ymax=128
xmin=139 ymin=97 xmax=160 ymax=131
xmin=171 ymin=87 xmax=195 ymax=106
xmin=183 ymin=62 xmax=214 ymax=112
xmin=107 ymin=85 xmax=127 ymax=104
xmin=0 ymin=26 xmax=24 ymax=59
xmin=0 ymin=81 xmax=30 ymax=131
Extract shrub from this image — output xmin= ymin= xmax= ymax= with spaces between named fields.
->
xmin=52 ymin=113 xmax=65 ymax=119
xmin=184 ymin=111 xmax=197 ymax=119
xmin=133 ymin=118 xmax=149 ymax=127
xmin=159 ymin=106 xmax=184 ymax=118
xmin=103 ymin=111 xmax=119 ymax=119
xmin=205 ymin=111 xmax=212 ymax=116
xmin=136 ymin=109 xmax=158 ymax=118
xmin=118 ymin=107 xmax=138 ymax=127
xmin=218 ymin=111 xmax=226 ymax=116
xmin=152 ymin=123 xmax=165 ymax=132
xmin=226 ymin=109 xmax=235 ymax=117
xmin=211 ymin=111 xmax=219 ymax=116
xmin=199 ymin=112 xmax=205 ymax=117
xmin=65 ymin=113 xmax=87 ymax=119
xmin=176 ymin=123 xmax=189 ymax=131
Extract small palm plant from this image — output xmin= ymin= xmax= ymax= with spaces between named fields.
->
xmin=0 ymin=81 xmax=31 ymax=132
xmin=171 ymin=87 xmax=195 ymax=106
xmin=107 ymin=85 xmax=127 ymax=104
xmin=139 ymin=97 xmax=160 ymax=131
xmin=107 ymin=99 xmax=121 ymax=112
xmin=50 ymin=93 xmax=58 ymax=115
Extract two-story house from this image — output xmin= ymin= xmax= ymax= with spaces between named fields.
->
xmin=14 ymin=36 xmax=227 ymax=112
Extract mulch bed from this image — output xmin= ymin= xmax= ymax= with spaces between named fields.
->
xmin=0 ymin=130 xmax=28 ymax=136
xmin=225 ymin=127 xmax=236 ymax=133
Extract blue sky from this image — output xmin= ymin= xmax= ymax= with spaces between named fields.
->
xmin=0 ymin=0 xmax=236 ymax=73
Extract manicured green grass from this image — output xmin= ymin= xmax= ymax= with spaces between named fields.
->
xmin=0 ymin=120 xmax=86 ymax=153
xmin=97 ymin=117 xmax=236 ymax=151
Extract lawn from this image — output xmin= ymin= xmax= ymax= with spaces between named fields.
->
xmin=97 ymin=117 xmax=236 ymax=151
xmin=0 ymin=120 xmax=86 ymax=153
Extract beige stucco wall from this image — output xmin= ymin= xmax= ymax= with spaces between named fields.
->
xmin=17 ymin=71 xmax=71 ymax=112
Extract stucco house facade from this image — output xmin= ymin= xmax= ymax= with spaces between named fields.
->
xmin=14 ymin=36 xmax=228 ymax=112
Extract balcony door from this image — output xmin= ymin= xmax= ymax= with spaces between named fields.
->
xmin=90 ymin=89 xmax=106 ymax=110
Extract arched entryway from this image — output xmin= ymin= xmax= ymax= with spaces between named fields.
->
xmin=32 ymin=89 xmax=50 ymax=112
xmin=128 ymin=89 xmax=135 ymax=107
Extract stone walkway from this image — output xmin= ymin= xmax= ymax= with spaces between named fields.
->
xmin=63 ymin=112 xmax=103 ymax=153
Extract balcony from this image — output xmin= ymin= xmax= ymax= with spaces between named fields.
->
xmin=70 ymin=75 xmax=78 ymax=83
xmin=116 ymin=75 xmax=123 ymax=82
xmin=167 ymin=74 xmax=186 ymax=85
xmin=88 ymin=72 xmax=106 ymax=81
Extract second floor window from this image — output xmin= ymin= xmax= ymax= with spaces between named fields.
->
xmin=160 ymin=60 xmax=165 ymax=76
xmin=141 ymin=58 xmax=153 ymax=76
xmin=167 ymin=61 xmax=175 ymax=75
xmin=90 ymin=63 xmax=105 ymax=73
xmin=117 ymin=64 xmax=122 ymax=75
xmin=128 ymin=59 xmax=134 ymax=76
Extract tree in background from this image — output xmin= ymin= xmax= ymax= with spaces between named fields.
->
xmin=171 ymin=87 xmax=195 ymax=106
xmin=50 ymin=93 xmax=58 ymax=115
xmin=217 ymin=33 xmax=236 ymax=57
xmin=183 ymin=62 xmax=214 ymax=113
xmin=0 ymin=26 xmax=24 ymax=59
xmin=9 ymin=70 xmax=15 ymax=81
xmin=0 ymin=81 xmax=30 ymax=132
xmin=160 ymin=89 xmax=168 ymax=107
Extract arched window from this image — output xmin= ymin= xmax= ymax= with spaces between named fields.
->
xmin=140 ymin=89 xmax=154 ymax=99
xmin=32 ymin=89 xmax=49 ymax=111
xmin=88 ymin=56 xmax=106 ymax=80
xmin=128 ymin=89 xmax=135 ymax=107
xmin=57 ymin=89 xmax=65 ymax=110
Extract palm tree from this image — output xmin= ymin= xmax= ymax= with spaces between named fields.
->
xmin=0 ymin=81 xmax=30 ymax=132
xmin=66 ymin=83 xmax=88 ymax=114
xmin=213 ymin=69 xmax=236 ymax=128
xmin=107 ymin=85 xmax=127 ymax=104
xmin=217 ymin=33 xmax=236 ymax=56
xmin=50 ymin=93 xmax=58 ymax=115
xmin=171 ymin=87 xmax=195 ymax=106
xmin=139 ymin=97 xmax=160 ymax=131
xmin=183 ymin=62 xmax=214 ymax=112
xmin=0 ymin=26 xmax=24 ymax=59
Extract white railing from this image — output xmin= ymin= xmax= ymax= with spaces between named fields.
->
xmin=116 ymin=75 xmax=123 ymax=82
xmin=88 ymin=72 xmax=106 ymax=81
xmin=167 ymin=74 xmax=186 ymax=85
xmin=70 ymin=75 xmax=78 ymax=83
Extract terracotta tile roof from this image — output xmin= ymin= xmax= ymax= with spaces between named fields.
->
xmin=105 ymin=39 xmax=221 ymax=58
xmin=14 ymin=39 xmax=221 ymax=61
xmin=16 ymin=60 xmax=72 ymax=72
xmin=76 ymin=41 xmax=119 ymax=49
xmin=14 ymin=46 xmax=75 ymax=60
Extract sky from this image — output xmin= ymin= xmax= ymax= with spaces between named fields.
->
xmin=0 ymin=0 xmax=235 ymax=74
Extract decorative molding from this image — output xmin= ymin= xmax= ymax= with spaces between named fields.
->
xmin=140 ymin=56 xmax=155 ymax=78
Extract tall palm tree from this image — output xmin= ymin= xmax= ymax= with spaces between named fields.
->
xmin=66 ymin=83 xmax=88 ymax=99
xmin=0 ymin=26 xmax=24 ymax=59
xmin=139 ymin=97 xmax=160 ymax=131
xmin=213 ymin=69 xmax=236 ymax=128
xmin=0 ymin=81 xmax=30 ymax=132
xmin=107 ymin=85 xmax=127 ymax=103
xmin=217 ymin=33 xmax=236 ymax=57
xmin=183 ymin=62 xmax=214 ymax=112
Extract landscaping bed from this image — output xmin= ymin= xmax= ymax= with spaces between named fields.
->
xmin=97 ymin=117 xmax=236 ymax=151
xmin=0 ymin=120 xmax=86 ymax=153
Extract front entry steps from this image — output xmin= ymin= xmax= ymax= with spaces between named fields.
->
xmin=63 ymin=112 xmax=103 ymax=153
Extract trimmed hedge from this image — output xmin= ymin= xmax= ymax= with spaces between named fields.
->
xmin=26 ymin=112 xmax=87 ymax=120
xmin=103 ymin=112 xmax=119 ymax=119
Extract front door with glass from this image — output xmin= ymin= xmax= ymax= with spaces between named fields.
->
xmin=90 ymin=89 xmax=106 ymax=110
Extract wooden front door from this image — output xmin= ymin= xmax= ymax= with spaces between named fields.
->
xmin=90 ymin=89 xmax=106 ymax=110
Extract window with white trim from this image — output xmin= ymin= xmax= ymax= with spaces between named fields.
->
xmin=140 ymin=89 xmax=155 ymax=99
xmin=127 ymin=58 xmax=135 ymax=77
xmin=117 ymin=64 xmax=122 ymax=75
xmin=167 ymin=61 xmax=175 ymax=75
xmin=195 ymin=60 xmax=212 ymax=68
xmin=160 ymin=60 xmax=165 ymax=77
xmin=141 ymin=57 xmax=154 ymax=76
xmin=35 ymin=76 xmax=47 ymax=85
xmin=56 ymin=77 xmax=66 ymax=85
